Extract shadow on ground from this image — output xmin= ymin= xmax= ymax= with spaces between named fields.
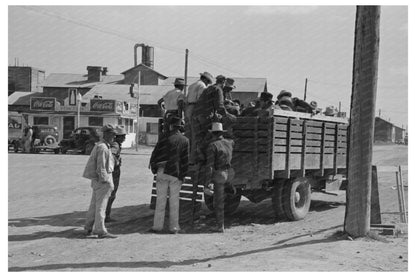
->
xmin=8 ymin=198 xmax=345 ymax=240
xmin=9 ymin=226 xmax=345 ymax=271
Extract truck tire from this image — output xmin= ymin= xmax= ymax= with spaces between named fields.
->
xmin=282 ymin=177 xmax=311 ymax=221
xmin=272 ymin=180 xmax=288 ymax=220
xmin=204 ymin=193 xmax=241 ymax=215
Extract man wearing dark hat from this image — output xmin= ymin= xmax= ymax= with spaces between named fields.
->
xmin=185 ymin=71 xmax=214 ymax=163
xmin=205 ymin=122 xmax=234 ymax=233
xmin=105 ymin=126 xmax=126 ymax=222
xmin=279 ymin=95 xmax=294 ymax=111
xmin=223 ymin=78 xmax=236 ymax=101
xmin=149 ymin=117 xmax=189 ymax=234
xmin=158 ymin=78 xmax=186 ymax=132
xmin=257 ymin=91 xmax=274 ymax=117
xmin=83 ymin=124 xmax=117 ymax=239
xmin=277 ymin=90 xmax=292 ymax=101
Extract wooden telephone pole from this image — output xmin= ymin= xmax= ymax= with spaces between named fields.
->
xmin=344 ymin=6 xmax=380 ymax=237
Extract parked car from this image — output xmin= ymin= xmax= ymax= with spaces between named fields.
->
xmin=32 ymin=125 xmax=61 ymax=154
xmin=59 ymin=127 xmax=102 ymax=155
xmin=10 ymin=125 xmax=61 ymax=154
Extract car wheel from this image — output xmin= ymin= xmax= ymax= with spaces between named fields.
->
xmin=44 ymin=135 xmax=57 ymax=146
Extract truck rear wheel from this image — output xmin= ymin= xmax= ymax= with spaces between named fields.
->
xmin=272 ymin=180 xmax=288 ymax=220
xmin=282 ymin=177 xmax=311 ymax=221
xmin=204 ymin=193 xmax=241 ymax=215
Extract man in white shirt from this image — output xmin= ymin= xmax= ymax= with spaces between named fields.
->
xmin=158 ymin=78 xmax=186 ymax=133
xmin=184 ymin=71 xmax=214 ymax=163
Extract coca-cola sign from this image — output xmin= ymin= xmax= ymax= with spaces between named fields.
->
xmin=90 ymin=99 xmax=116 ymax=112
xmin=30 ymin=97 xmax=56 ymax=111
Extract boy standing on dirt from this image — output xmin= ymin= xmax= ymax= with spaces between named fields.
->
xmin=205 ymin=122 xmax=234 ymax=233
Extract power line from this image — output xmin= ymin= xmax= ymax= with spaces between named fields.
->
xmin=19 ymin=6 xmax=247 ymax=78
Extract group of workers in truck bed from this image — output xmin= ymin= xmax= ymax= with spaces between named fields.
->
xmin=150 ymin=72 xmax=341 ymax=234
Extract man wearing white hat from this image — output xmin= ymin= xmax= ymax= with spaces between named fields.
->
xmin=205 ymin=122 xmax=234 ymax=233
xmin=158 ymin=78 xmax=186 ymax=133
xmin=185 ymin=71 xmax=214 ymax=163
xmin=83 ymin=124 xmax=117 ymax=239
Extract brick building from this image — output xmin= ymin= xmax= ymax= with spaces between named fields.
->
xmin=8 ymin=66 xmax=45 ymax=95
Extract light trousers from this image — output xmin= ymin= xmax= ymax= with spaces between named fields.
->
xmin=85 ymin=177 xmax=114 ymax=234
xmin=153 ymin=169 xmax=182 ymax=231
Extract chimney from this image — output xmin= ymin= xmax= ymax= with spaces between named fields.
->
xmin=87 ymin=66 xmax=103 ymax=82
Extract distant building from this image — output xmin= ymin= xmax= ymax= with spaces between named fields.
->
xmin=374 ymin=117 xmax=406 ymax=143
xmin=8 ymin=66 xmax=45 ymax=95
xmin=8 ymin=45 xmax=267 ymax=146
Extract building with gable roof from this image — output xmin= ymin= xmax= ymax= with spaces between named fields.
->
xmin=9 ymin=46 xmax=267 ymax=146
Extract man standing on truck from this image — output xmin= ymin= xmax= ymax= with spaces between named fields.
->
xmin=185 ymin=71 xmax=214 ymax=163
xmin=83 ymin=124 xmax=117 ymax=239
xmin=158 ymin=78 xmax=186 ymax=133
xmin=205 ymin=122 xmax=234 ymax=233
xmin=149 ymin=117 xmax=189 ymax=234
xmin=105 ymin=126 xmax=126 ymax=223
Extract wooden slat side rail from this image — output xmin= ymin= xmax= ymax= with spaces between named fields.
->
xmin=267 ymin=118 xmax=273 ymax=179
xmin=333 ymin=123 xmax=339 ymax=174
xmin=320 ymin=122 xmax=326 ymax=176
xmin=301 ymin=120 xmax=307 ymax=177
xmin=285 ymin=118 xmax=292 ymax=178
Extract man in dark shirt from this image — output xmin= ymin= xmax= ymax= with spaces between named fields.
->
xmin=205 ymin=122 xmax=234 ymax=233
xmin=149 ymin=117 xmax=189 ymax=234
xmin=105 ymin=126 xmax=126 ymax=222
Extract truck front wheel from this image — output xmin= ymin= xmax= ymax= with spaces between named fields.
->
xmin=282 ymin=177 xmax=311 ymax=221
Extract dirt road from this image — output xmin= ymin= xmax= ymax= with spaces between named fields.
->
xmin=8 ymin=145 xmax=408 ymax=271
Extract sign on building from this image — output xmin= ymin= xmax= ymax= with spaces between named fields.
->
xmin=30 ymin=97 xmax=56 ymax=111
xmin=68 ymin=88 xmax=77 ymax=106
xmin=90 ymin=99 xmax=116 ymax=112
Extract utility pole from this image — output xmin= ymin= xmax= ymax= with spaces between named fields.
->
xmin=379 ymin=109 xmax=381 ymax=117
xmin=339 ymin=101 xmax=342 ymax=113
xmin=303 ymin=78 xmax=308 ymax=101
xmin=184 ymin=49 xmax=189 ymax=97
xmin=344 ymin=6 xmax=380 ymax=237
xmin=135 ymin=71 xmax=141 ymax=151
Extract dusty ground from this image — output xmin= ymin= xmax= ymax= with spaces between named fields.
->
xmin=8 ymin=144 xmax=408 ymax=271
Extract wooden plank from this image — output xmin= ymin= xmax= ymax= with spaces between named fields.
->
xmin=275 ymin=124 xmax=303 ymax=132
xmin=301 ymin=120 xmax=307 ymax=176
xmin=285 ymin=118 xmax=292 ymax=178
xmin=320 ymin=122 xmax=326 ymax=175
xmin=333 ymin=124 xmax=339 ymax=174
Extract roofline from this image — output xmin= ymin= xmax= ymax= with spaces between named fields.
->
xmin=120 ymin=63 xmax=167 ymax=78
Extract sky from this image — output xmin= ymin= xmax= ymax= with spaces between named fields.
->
xmin=7 ymin=5 xmax=408 ymax=128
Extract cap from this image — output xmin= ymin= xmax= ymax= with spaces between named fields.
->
xmin=115 ymin=125 xmax=126 ymax=135
xmin=101 ymin=124 xmax=116 ymax=134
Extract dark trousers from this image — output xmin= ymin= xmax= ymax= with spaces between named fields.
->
xmin=105 ymin=166 xmax=120 ymax=218
xmin=212 ymin=170 xmax=229 ymax=229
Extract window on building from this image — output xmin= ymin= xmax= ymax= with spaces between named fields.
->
xmin=129 ymin=119 xmax=133 ymax=133
xmin=118 ymin=117 xmax=123 ymax=125
xmin=88 ymin=117 xmax=103 ymax=126
xmin=33 ymin=116 xmax=49 ymax=125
